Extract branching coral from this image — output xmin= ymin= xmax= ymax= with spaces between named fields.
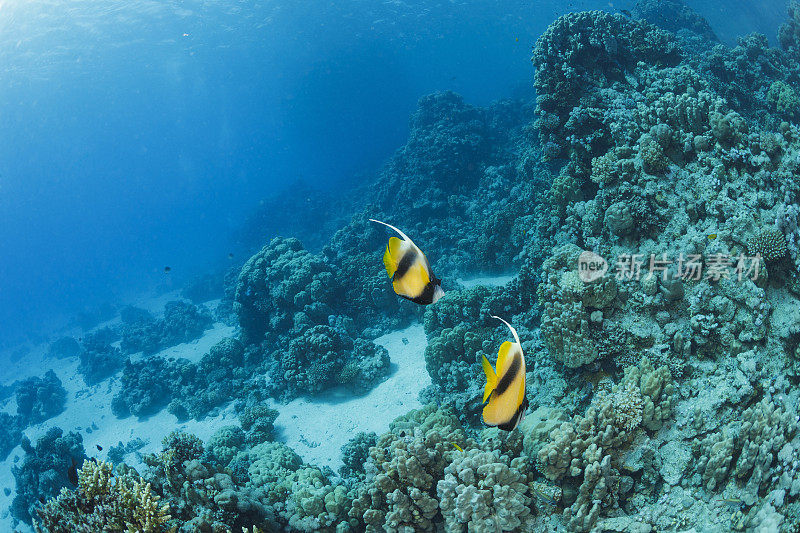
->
xmin=34 ymin=460 xmax=171 ymax=533
xmin=747 ymin=227 xmax=788 ymax=261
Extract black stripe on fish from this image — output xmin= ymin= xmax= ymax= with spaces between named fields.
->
xmin=403 ymin=281 xmax=438 ymax=305
xmin=394 ymin=247 xmax=418 ymax=280
xmin=497 ymin=397 xmax=528 ymax=431
xmin=494 ymin=350 xmax=521 ymax=396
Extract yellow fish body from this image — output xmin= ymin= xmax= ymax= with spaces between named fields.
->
xmin=481 ymin=316 xmax=528 ymax=431
xmin=371 ymin=219 xmax=444 ymax=305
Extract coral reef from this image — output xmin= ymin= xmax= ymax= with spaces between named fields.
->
xmin=437 ymin=446 xmax=537 ymax=532
xmin=29 ymin=4 xmax=800 ymax=530
xmin=12 ymin=428 xmax=85 ymax=525
xmin=268 ymin=324 xmax=390 ymax=400
xmin=46 ymin=337 xmax=81 ymax=360
xmin=181 ymin=272 xmax=225 ymax=304
xmin=169 ymin=337 xmax=249 ymax=421
xmin=119 ymin=305 xmax=153 ymax=325
xmin=535 ymin=358 xmax=673 ymax=531
xmin=16 ymin=370 xmax=67 ymax=426
xmin=234 ymin=237 xmax=340 ymax=345
xmin=348 ymin=405 xmax=467 ymax=532
xmin=140 ymin=432 xmax=278 ymax=532
xmin=340 ymin=432 xmax=378 ymax=480
xmin=237 ymin=404 xmax=279 ymax=447
xmin=112 ymin=356 xmax=184 ymax=419
xmin=0 ymin=412 xmax=23 ymax=460
xmin=121 ymin=300 xmax=212 ymax=355
xmin=78 ymin=328 xmax=125 ymax=385
xmin=631 ymin=0 xmax=718 ymax=44
xmin=114 ymin=338 xmax=261 ymax=421
xmin=33 ymin=459 xmax=172 ymax=532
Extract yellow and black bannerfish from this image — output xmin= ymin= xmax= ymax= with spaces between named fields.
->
xmin=481 ymin=316 xmax=528 ymax=431
xmin=370 ymin=219 xmax=445 ymax=305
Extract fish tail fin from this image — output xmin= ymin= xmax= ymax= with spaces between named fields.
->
xmin=482 ymin=355 xmax=497 ymax=404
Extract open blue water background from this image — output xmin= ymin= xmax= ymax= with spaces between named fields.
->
xmin=0 ymin=0 xmax=787 ymax=348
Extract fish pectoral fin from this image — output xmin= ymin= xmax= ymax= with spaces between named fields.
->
xmin=481 ymin=355 xmax=497 ymax=404
xmin=383 ymin=237 xmax=404 ymax=277
xmin=496 ymin=341 xmax=513 ymax=372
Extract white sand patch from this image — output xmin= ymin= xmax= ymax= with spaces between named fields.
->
xmin=269 ymin=323 xmax=429 ymax=473
xmin=457 ymin=274 xmax=515 ymax=289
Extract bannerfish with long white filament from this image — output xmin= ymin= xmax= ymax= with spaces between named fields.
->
xmin=481 ymin=315 xmax=528 ymax=431
xmin=370 ymin=218 xmax=444 ymax=305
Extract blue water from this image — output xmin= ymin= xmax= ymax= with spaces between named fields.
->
xmin=0 ymin=0 xmax=786 ymax=346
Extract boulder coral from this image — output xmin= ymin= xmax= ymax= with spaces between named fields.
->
xmin=235 ymin=237 xmax=340 ymax=345
xmin=12 ymin=428 xmax=85 ymax=525
xmin=270 ymin=324 xmax=390 ymax=400
xmin=16 ymin=370 xmax=67 ymax=426
xmin=437 ymin=447 xmax=537 ymax=532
